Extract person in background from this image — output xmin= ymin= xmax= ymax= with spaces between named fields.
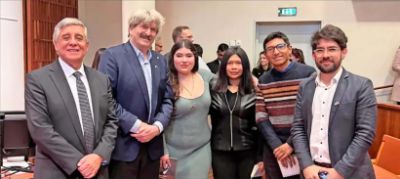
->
xmin=155 ymin=36 xmax=164 ymax=54
xmin=98 ymin=9 xmax=173 ymax=179
xmin=291 ymin=24 xmax=377 ymax=179
xmin=207 ymin=43 xmax=229 ymax=74
xmin=291 ymin=48 xmax=305 ymax=64
xmin=256 ymin=31 xmax=315 ymax=179
xmin=92 ymin=47 xmax=106 ymax=69
xmin=194 ymin=43 xmax=203 ymax=57
xmin=161 ymin=39 xmax=214 ymax=179
xmin=391 ymin=46 xmax=400 ymax=105
xmin=210 ymin=46 xmax=258 ymax=179
xmin=252 ymin=51 xmax=271 ymax=78
xmin=165 ymin=25 xmax=210 ymax=72
xmin=25 ymin=17 xmax=118 ymax=179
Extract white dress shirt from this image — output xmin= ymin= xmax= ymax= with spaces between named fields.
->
xmin=59 ymin=58 xmax=94 ymax=134
xmin=310 ymin=67 xmax=343 ymax=164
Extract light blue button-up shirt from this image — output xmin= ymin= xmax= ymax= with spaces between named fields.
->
xmin=129 ymin=42 xmax=163 ymax=133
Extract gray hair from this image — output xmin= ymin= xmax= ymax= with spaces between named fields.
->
xmin=128 ymin=9 xmax=165 ymax=34
xmin=52 ymin=17 xmax=88 ymax=43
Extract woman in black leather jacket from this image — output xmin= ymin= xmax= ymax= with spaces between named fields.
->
xmin=210 ymin=46 xmax=258 ymax=179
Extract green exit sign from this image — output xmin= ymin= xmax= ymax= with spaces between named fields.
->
xmin=278 ymin=7 xmax=297 ymax=17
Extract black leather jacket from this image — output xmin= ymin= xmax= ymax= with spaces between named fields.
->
xmin=210 ymin=90 xmax=257 ymax=151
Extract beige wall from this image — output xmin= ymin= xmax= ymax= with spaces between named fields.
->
xmin=0 ymin=0 xmax=24 ymax=110
xmin=156 ymin=0 xmax=400 ymax=98
xmin=78 ymin=0 xmax=123 ymax=66
xmin=78 ymin=0 xmax=156 ymax=66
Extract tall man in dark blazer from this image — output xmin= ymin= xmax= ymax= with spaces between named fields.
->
xmin=98 ymin=9 xmax=173 ymax=179
xmin=25 ymin=17 xmax=118 ymax=179
xmin=291 ymin=24 xmax=377 ymax=179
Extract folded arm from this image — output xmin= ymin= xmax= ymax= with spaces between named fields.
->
xmin=98 ymin=50 xmax=141 ymax=135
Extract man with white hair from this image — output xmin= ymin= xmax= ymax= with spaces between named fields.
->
xmin=99 ymin=9 xmax=173 ymax=179
xmin=25 ymin=17 xmax=118 ymax=179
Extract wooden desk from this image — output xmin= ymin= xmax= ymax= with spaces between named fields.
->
xmin=2 ymin=172 xmax=33 ymax=179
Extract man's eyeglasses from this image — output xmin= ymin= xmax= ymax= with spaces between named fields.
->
xmin=313 ymin=47 xmax=340 ymax=56
xmin=265 ymin=43 xmax=288 ymax=54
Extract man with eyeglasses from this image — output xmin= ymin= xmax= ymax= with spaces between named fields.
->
xmin=256 ymin=31 xmax=315 ymax=179
xmin=291 ymin=24 xmax=377 ymax=179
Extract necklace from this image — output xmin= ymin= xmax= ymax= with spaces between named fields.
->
xmin=180 ymin=73 xmax=196 ymax=110
xmin=181 ymin=73 xmax=195 ymax=97
xmin=224 ymin=91 xmax=239 ymax=148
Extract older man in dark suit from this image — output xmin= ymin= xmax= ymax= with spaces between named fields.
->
xmin=291 ymin=24 xmax=377 ymax=179
xmin=25 ymin=17 xmax=118 ymax=179
xmin=98 ymin=9 xmax=173 ymax=179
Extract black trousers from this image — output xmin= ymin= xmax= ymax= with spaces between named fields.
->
xmin=212 ymin=149 xmax=255 ymax=179
xmin=109 ymin=144 xmax=160 ymax=179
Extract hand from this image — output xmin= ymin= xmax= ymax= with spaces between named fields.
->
xmin=280 ymin=154 xmax=296 ymax=168
xmin=160 ymin=154 xmax=171 ymax=170
xmin=77 ymin=154 xmax=103 ymax=179
xmin=324 ymin=168 xmax=344 ymax=179
xmin=273 ymin=143 xmax=293 ymax=161
xmin=131 ymin=123 xmax=160 ymax=143
xmin=303 ymin=165 xmax=320 ymax=179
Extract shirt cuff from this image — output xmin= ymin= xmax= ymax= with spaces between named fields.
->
xmin=130 ymin=119 xmax=142 ymax=133
xmin=153 ymin=121 xmax=163 ymax=133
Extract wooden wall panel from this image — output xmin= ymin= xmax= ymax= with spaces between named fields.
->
xmin=369 ymin=103 xmax=400 ymax=158
xmin=26 ymin=0 xmax=78 ymax=73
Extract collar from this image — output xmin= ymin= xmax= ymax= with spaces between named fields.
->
xmin=315 ymin=67 xmax=343 ymax=88
xmin=129 ymin=40 xmax=152 ymax=61
xmin=58 ymin=57 xmax=86 ymax=78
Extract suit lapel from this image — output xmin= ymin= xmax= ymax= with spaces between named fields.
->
xmin=150 ymin=52 xmax=161 ymax=119
xmin=329 ymin=69 xmax=349 ymax=127
xmin=85 ymin=67 xmax=100 ymax=139
xmin=304 ymin=77 xmax=317 ymax=137
xmin=124 ymin=42 xmax=150 ymax=111
xmin=49 ymin=61 xmax=85 ymax=148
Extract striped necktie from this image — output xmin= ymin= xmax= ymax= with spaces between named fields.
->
xmin=73 ymin=71 xmax=95 ymax=153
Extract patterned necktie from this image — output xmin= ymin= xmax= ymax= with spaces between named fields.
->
xmin=73 ymin=71 xmax=95 ymax=153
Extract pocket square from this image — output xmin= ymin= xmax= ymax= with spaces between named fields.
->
xmin=334 ymin=101 xmax=340 ymax=106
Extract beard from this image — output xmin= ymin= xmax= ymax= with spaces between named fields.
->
xmin=316 ymin=57 xmax=342 ymax=74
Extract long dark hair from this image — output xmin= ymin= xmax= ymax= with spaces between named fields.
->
xmin=168 ymin=39 xmax=199 ymax=99
xmin=213 ymin=46 xmax=254 ymax=95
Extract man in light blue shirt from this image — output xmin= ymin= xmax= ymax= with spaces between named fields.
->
xmin=99 ymin=9 xmax=173 ymax=179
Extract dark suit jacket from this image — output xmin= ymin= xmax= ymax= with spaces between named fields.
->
xmin=291 ymin=69 xmax=377 ymax=179
xmin=207 ymin=59 xmax=220 ymax=74
xmin=25 ymin=60 xmax=118 ymax=179
xmin=98 ymin=42 xmax=173 ymax=161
